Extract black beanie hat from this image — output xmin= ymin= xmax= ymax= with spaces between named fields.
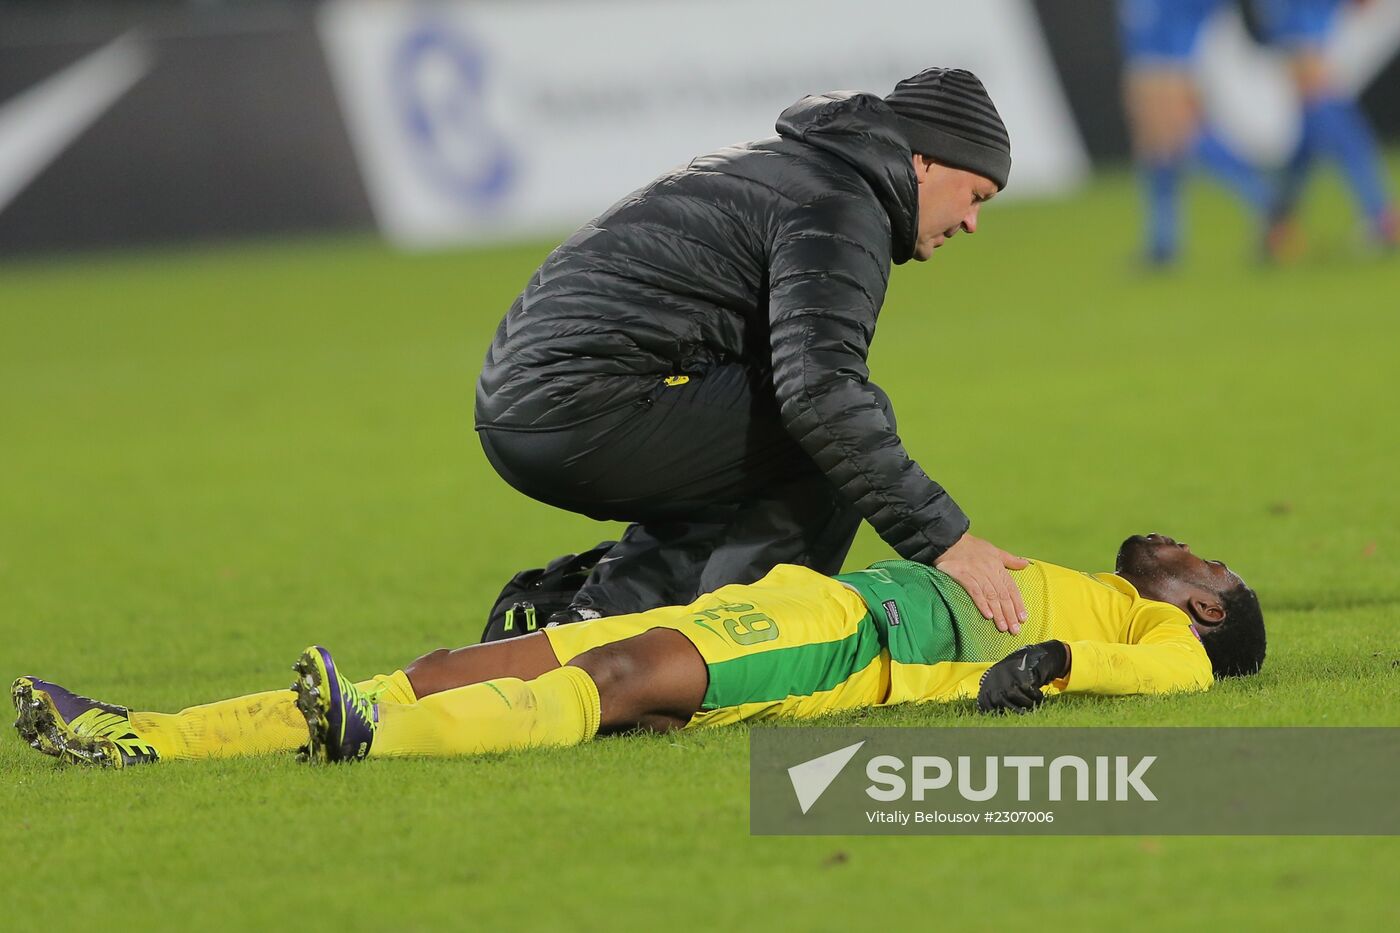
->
xmin=884 ymin=67 xmax=1012 ymax=190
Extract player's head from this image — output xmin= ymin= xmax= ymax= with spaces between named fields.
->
xmin=1115 ymin=533 xmax=1265 ymax=678
xmin=883 ymin=67 xmax=1011 ymax=261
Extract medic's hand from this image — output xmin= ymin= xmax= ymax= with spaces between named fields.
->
xmin=933 ymin=533 xmax=1029 ymax=634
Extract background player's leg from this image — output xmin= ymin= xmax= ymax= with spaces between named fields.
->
xmin=1263 ymin=2 xmax=1395 ymax=245
xmin=1192 ymin=128 xmax=1272 ymax=216
xmin=1117 ymin=0 xmax=1217 ymax=264
xmin=1291 ymin=70 xmax=1394 ymax=241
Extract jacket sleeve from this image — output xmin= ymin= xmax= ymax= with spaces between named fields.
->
xmin=767 ymin=195 xmax=969 ymax=562
xmin=1054 ymin=623 xmax=1214 ymax=696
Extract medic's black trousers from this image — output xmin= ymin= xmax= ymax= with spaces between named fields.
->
xmin=477 ymin=364 xmax=894 ymax=617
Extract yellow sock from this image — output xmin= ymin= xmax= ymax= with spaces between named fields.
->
xmin=356 ymin=670 xmax=417 ymax=706
xmin=370 ymin=666 xmax=601 ymax=758
xmin=130 ymin=689 xmax=306 ymax=760
xmin=127 ymin=670 xmax=418 ymax=761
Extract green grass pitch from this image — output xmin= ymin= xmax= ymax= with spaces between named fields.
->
xmin=2 ymin=164 xmax=1398 ymax=928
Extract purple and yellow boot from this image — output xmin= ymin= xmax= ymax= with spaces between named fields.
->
xmin=11 ymin=676 xmax=158 ymax=768
xmin=292 ymin=646 xmax=378 ymax=764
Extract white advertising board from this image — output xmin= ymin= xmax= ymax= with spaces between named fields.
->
xmin=319 ymin=0 xmax=1090 ymax=247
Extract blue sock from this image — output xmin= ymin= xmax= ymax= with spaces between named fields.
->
xmin=1302 ymin=96 xmax=1392 ymax=227
xmin=1193 ymin=128 xmax=1272 ymax=216
xmin=1142 ymin=159 xmax=1182 ymax=263
xmin=1273 ymin=127 xmax=1316 ymax=224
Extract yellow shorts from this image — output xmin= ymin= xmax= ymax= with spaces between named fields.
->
xmin=543 ymin=564 xmax=890 ymax=728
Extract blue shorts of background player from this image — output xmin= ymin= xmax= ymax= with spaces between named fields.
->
xmin=1119 ymin=0 xmax=1229 ymax=66
xmin=1254 ymin=0 xmax=1345 ymax=49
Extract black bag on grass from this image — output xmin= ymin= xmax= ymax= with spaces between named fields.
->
xmin=480 ymin=542 xmax=617 ymax=643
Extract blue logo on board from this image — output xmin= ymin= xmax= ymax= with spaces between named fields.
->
xmin=391 ymin=22 xmax=515 ymax=207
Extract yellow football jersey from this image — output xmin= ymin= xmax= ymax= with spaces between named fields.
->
xmin=837 ymin=559 xmax=1214 ymax=704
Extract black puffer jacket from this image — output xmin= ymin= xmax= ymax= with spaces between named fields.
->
xmin=476 ymin=92 xmax=970 ymax=561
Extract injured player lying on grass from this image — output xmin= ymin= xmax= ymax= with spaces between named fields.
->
xmin=13 ymin=533 xmax=1265 ymax=768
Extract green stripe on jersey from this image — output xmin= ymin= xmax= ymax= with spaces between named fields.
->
xmin=839 ymin=560 xmax=1052 ymax=663
xmin=701 ymin=614 xmax=884 ymax=711
xmin=834 ymin=564 xmax=958 ymax=666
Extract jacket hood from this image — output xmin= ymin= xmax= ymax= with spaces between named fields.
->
xmin=775 ymin=92 xmax=919 ymax=264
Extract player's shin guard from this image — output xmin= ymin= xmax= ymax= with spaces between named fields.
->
xmin=127 ymin=671 xmax=417 ymax=760
xmin=369 ymin=666 xmax=601 ymax=758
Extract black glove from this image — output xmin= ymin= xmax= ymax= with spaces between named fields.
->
xmin=977 ymin=641 xmax=1071 ymax=714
